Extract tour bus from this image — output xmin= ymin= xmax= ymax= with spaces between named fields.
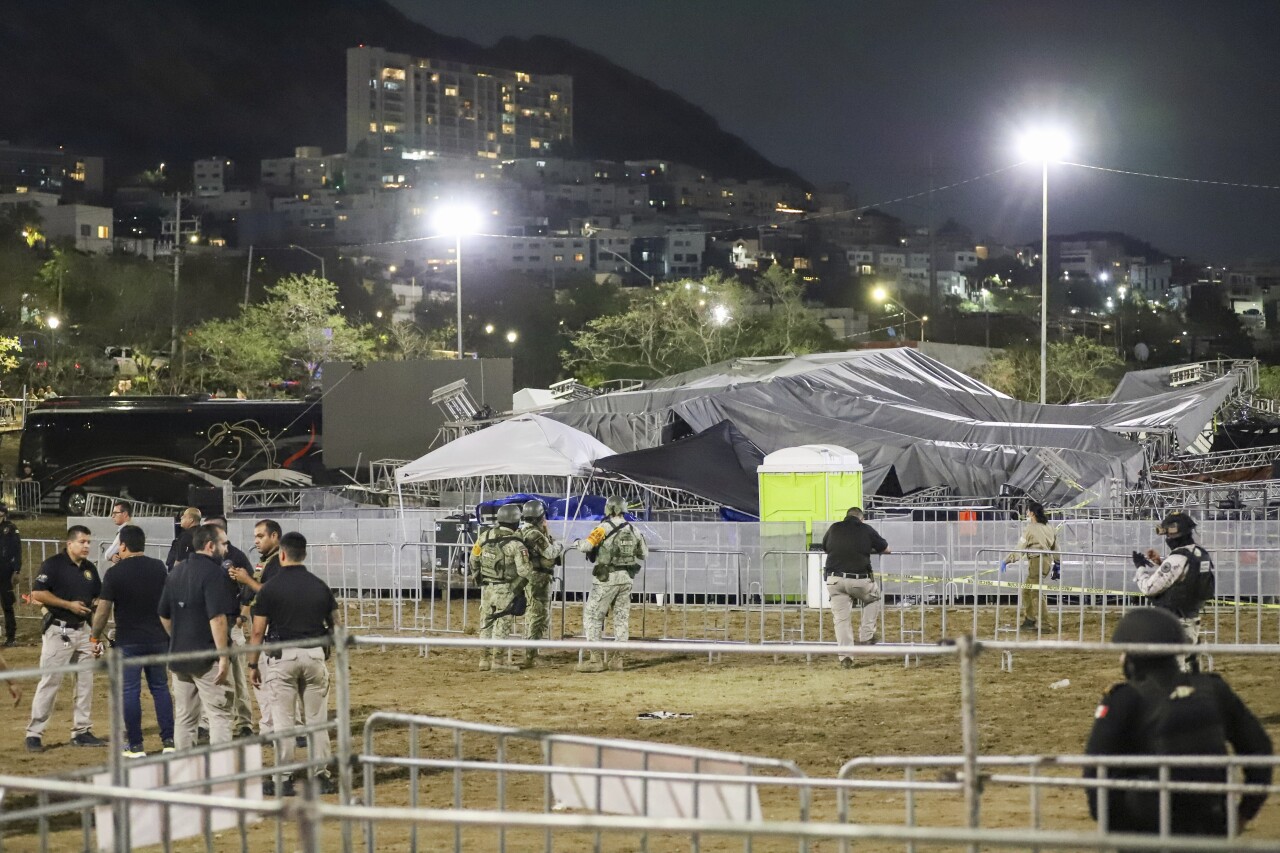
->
xmin=19 ymin=396 xmax=323 ymax=514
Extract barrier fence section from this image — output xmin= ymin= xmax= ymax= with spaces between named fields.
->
xmin=359 ymin=711 xmax=810 ymax=853
xmin=1 ymin=633 xmax=1279 ymax=851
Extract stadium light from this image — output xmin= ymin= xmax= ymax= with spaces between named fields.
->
xmin=433 ymin=205 xmax=484 ymax=359
xmin=1017 ymin=125 xmax=1070 ymax=405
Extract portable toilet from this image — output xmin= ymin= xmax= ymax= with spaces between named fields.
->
xmin=757 ymin=445 xmax=864 ymax=540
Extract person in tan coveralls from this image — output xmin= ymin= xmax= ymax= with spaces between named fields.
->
xmin=1003 ymin=501 xmax=1059 ymax=631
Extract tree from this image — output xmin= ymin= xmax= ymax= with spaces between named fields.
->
xmin=976 ymin=336 xmax=1124 ymax=403
xmin=1259 ymin=365 xmax=1280 ymax=403
xmin=187 ymin=274 xmax=374 ymax=392
xmin=564 ymin=269 xmax=834 ymax=381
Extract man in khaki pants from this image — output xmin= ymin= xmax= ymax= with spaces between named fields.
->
xmin=249 ymin=532 xmax=339 ymax=796
xmin=159 ymin=524 xmax=236 ymax=750
xmin=25 ymin=526 xmax=105 ymax=751
xmin=820 ymin=507 xmax=891 ymax=668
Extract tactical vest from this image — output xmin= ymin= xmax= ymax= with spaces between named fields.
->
xmin=596 ymin=520 xmax=641 ymax=568
xmin=1120 ymin=674 xmax=1231 ymax=832
xmin=475 ymin=527 xmax=521 ymax=585
xmin=1152 ymin=544 xmax=1215 ymax=618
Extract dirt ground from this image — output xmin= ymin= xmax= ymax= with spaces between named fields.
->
xmin=1 ymin=594 xmax=1277 ymax=852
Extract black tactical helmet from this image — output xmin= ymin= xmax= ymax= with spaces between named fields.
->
xmin=604 ymin=496 xmax=627 ymax=516
xmin=1112 ymin=607 xmax=1185 ymax=656
xmin=495 ymin=504 xmax=522 ymax=526
xmin=1154 ymin=510 xmax=1196 ymax=538
xmin=521 ymin=500 xmax=546 ymax=521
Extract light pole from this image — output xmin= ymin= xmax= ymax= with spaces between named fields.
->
xmin=980 ymin=288 xmax=991 ymax=349
xmin=872 ymin=285 xmax=927 ymax=342
xmin=597 ymin=247 xmax=656 ymax=287
xmin=1018 ymin=127 xmax=1068 ymax=405
xmin=47 ymin=316 xmax=60 ymax=365
xmin=434 ymin=206 xmax=483 ymax=360
xmin=289 ymin=244 xmax=326 ymax=281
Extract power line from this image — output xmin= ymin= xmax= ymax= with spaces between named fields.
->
xmin=1063 ymin=161 xmax=1280 ymax=192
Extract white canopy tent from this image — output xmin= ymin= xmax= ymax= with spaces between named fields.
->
xmin=395 ymin=414 xmax=615 ymax=485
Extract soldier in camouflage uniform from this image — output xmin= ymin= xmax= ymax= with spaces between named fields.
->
xmin=517 ymin=501 xmax=561 ymax=669
xmin=470 ymin=504 xmax=531 ymax=673
xmin=575 ymin=496 xmax=647 ymax=673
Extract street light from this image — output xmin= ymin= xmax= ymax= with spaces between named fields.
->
xmin=433 ymin=205 xmax=484 ymax=359
xmin=872 ymin=286 xmax=927 ymax=342
xmin=47 ymin=316 xmax=60 ymax=364
xmin=1017 ymin=126 xmax=1069 ymax=405
xmin=597 ymin=247 xmax=655 ymax=287
xmin=288 ymin=244 xmax=326 ymax=281
xmin=505 ymin=330 xmax=518 ymax=344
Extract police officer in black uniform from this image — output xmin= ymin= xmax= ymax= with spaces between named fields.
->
xmin=0 ymin=503 xmax=21 ymax=646
xmin=1084 ymin=607 xmax=1272 ymax=836
xmin=1132 ymin=510 xmax=1215 ymax=672
xmin=25 ymin=525 xmax=106 ymax=751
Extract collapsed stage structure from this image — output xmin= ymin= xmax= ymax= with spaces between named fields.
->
xmin=536 ymin=349 xmax=1269 ymax=511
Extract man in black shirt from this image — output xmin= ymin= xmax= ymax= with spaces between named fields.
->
xmin=1085 ymin=607 xmax=1272 ymax=835
xmin=158 ymin=523 xmax=236 ymax=750
xmin=820 ymin=507 xmax=891 ymax=667
xmin=206 ymin=515 xmax=255 ymax=738
xmin=229 ymin=519 xmax=292 ymax=735
xmin=249 ymin=532 xmax=339 ymax=795
xmin=89 ymin=525 xmax=174 ymax=756
xmin=25 ymin=525 xmax=106 ymax=751
xmin=0 ymin=503 xmax=22 ymax=646
xmin=164 ymin=507 xmax=201 ymax=572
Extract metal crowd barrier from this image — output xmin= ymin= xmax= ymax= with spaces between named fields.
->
xmin=359 ymin=711 xmax=810 ymax=853
xmin=0 ymin=477 xmax=40 ymax=515
xmin=83 ymin=492 xmax=186 ymax=518
xmin=1 ymin=633 xmax=1278 ymax=851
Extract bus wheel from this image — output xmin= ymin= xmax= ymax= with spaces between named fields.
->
xmin=61 ymin=488 xmax=87 ymax=516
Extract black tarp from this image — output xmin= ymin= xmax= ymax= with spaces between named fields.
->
xmin=593 ymin=420 xmax=764 ymax=514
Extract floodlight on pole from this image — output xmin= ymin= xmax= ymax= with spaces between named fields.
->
xmin=1017 ymin=126 xmax=1069 ymax=405
xmin=433 ymin=205 xmax=484 ymax=359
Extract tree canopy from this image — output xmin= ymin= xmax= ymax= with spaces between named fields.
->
xmin=564 ymin=266 xmax=836 ymax=382
xmin=975 ymin=336 xmax=1124 ymax=403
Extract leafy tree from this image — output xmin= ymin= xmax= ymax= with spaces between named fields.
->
xmin=976 ymin=336 xmax=1123 ymax=403
xmin=0 ymin=336 xmax=20 ymax=376
xmin=186 ymin=313 xmax=284 ymax=395
xmin=1259 ymin=365 xmax=1280 ymax=403
xmin=564 ymin=269 xmax=834 ymax=381
xmin=261 ymin=274 xmax=374 ymax=381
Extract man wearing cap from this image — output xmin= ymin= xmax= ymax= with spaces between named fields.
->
xmin=1132 ymin=510 xmax=1215 ymax=672
xmin=469 ymin=504 xmax=531 ymax=674
xmin=1084 ymin=607 xmax=1271 ymax=836
xmin=821 ymin=506 xmax=890 ymax=667
xmin=0 ymin=503 xmax=22 ymax=646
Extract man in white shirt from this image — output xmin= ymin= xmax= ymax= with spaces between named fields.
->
xmin=103 ymin=501 xmax=133 ymax=565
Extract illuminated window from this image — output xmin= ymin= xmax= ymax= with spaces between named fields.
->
xmin=369 ymin=122 xmax=378 ymax=132
xmin=382 ymin=67 xmax=405 ymax=81
xmin=554 ymin=254 xmax=564 ymax=262
xmin=530 ymin=139 xmax=542 ymax=149
xmin=573 ymin=253 xmax=585 ymax=262
xmin=515 ymin=72 xmax=531 ymax=83
xmin=96 ymin=225 xmax=109 ymax=239
xmin=550 ymin=92 xmax=560 ymax=103
xmin=444 ymin=86 xmax=458 ymax=97
xmin=384 ymin=124 xmax=399 ymax=133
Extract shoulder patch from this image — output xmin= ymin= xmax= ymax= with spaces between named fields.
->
xmin=1095 ymin=704 xmax=1109 ymax=719
xmin=1170 ymin=685 xmax=1196 ymax=700
xmin=35 ymin=573 xmax=48 ymax=584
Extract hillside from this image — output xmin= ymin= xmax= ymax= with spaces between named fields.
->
xmin=0 ymin=0 xmax=805 ymax=187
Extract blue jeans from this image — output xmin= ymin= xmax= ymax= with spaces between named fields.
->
xmin=120 ymin=642 xmax=175 ymax=748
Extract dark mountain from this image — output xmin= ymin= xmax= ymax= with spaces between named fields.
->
xmin=0 ymin=0 xmax=804 ymax=187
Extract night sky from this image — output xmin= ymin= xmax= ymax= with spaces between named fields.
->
xmin=390 ymin=0 xmax=1280 ymax=264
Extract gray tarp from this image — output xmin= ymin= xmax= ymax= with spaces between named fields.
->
xmin=543 ymin=349 xmax=1242 ymax=506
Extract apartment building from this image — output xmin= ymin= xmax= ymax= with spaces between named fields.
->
xmin=347 ymin=47 xmax=572 ymax=161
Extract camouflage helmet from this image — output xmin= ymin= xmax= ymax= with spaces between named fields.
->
xmin=521 ymin=500 xmax=546 ymax=521
xmin=604 ymin=496 xmax=627 ymax=516
xmin=495 ymin=504 xmax=522 ymax=527
xmin=1154 ymin=510 xmax=1196 ymax=538
xmin=1111 ymin=607 xmax=1184 ymax=657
